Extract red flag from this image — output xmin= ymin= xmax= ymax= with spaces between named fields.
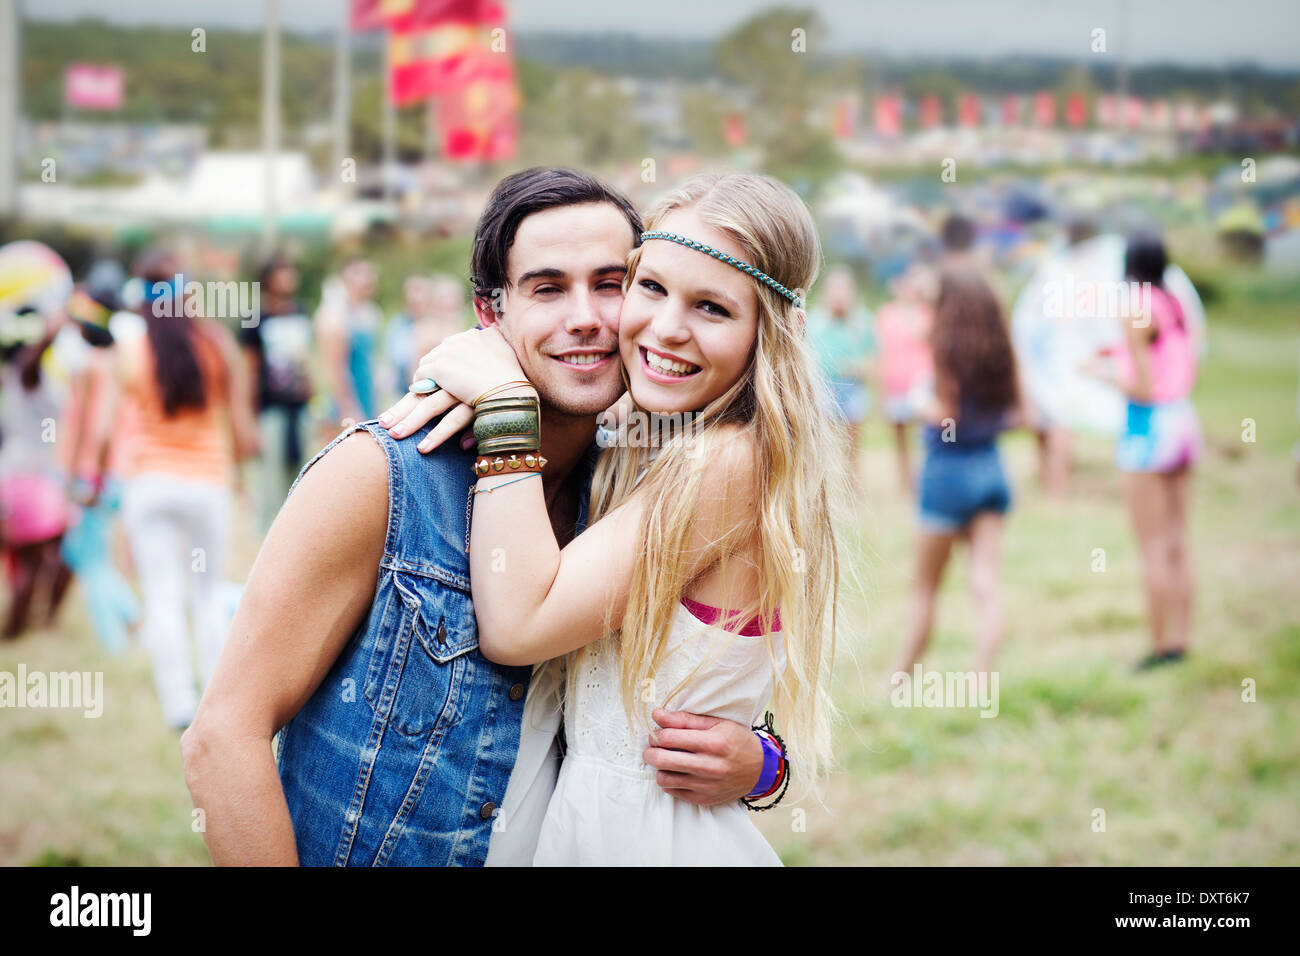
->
xmin=919 ymin=94 xmax=942 ymax=129
xmin=1065 ymin=93 xmax=1086 ymax=128
xmin=1124 ymin=96 xmax=1144 ymax=130
xmin=1001 ymin=94 xmax=1021 ymax=126
xmin=434 ymin=46 xmax=517 ymax=161
xmin=1175 ymin=102 xmax=1197 ymax=131
xmin=831 ymin=97 xmax=857 ymax=140
xmin=1097 ymin=94 xmax=1117 ymax=126
xmin=874 ymin=94 xmax=901 ymax=136
xmin=958 ymin=92 xmax=980 ymax=128
xmin=387 ymin=0 xmax=504 ymax=29
xmin=1033 ymin=91 xmax=1055 ymax=126
xmin=724 ymin=113 xmax=746 ymax=148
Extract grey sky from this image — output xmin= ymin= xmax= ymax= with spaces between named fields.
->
xmin=23 ymin=0 xmax=1300 ymax=69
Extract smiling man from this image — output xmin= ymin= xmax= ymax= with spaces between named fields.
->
xmin=181 ymin=168 xmax=768 ymax=866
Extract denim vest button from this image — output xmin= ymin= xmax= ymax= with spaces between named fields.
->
xmin=479 ymin=801 xmax=496 ymax=820
xmin=436 ymin=622 xmax=447 ymax=645
xmin=508 ymin=682 xmax=525 ymax=701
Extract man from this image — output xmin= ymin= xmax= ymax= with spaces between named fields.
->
xmin=181 ymin=168 xmax=767 ymax=866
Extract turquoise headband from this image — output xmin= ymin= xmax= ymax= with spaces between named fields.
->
xmin=639 ymin=231 xmax=804 ymax=309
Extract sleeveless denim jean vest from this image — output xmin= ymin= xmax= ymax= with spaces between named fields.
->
xmin=275 ymin=420 xmax=595 ymax=866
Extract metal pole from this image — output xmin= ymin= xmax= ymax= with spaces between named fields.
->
xmin=332 ymin=0 xmax=350 ymax=194
xmin=383 ymin=35 xmax=395 ymax=202
xmin=0 ymin=0 xmax=20 ymax=220
xmin=262 ymin=0 xmax=281 ymax=255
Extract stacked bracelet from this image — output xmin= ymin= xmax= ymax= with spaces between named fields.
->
xmin=473 ymin=394 xmax=540 ymax=458
xmin=741 ymin=712 xmax=789 ymax=812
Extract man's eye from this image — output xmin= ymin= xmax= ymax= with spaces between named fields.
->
xmin=534 ymin=286 xmax=561 ymax=295
xmin=597 ymin=281 xmax=624 ymax=293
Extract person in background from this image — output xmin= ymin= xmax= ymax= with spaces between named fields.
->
xmin=55 ymin=276 xmax=139 ymax=654
xmin=240 ymin=256 xmax=311 ymax=532
xmin=115 ymin=250 xmax=258 ymax=728
xmin=875 ymin=262 xmax=935 ymax=494
xmin=383 ymin=274 xmax=468 ymax=403
xmin=1012 ymin=218 xmax=1098 ymax=501
xmin=1090 ymin=232 xmax=1201 ymax=670
xmin=316 ymin=257 xmax=381 ymax=427
xmin=806 ymin=265 xmax=876 ymax=488
xmin=892 ymin=268 xmax=1026 ymax=686
xmin=0 ymin=307 xmax=73 ymax=638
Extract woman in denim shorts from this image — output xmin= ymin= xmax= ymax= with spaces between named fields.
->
xmin=892 ymin=268 xmax=1025 ymax=687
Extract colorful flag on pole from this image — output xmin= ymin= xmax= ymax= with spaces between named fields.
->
xmin=433 ymin=46 xmax=517 ymax=161
xmin=831 ymin=96 xmax=858 ymax=140
xmin=1124 ymin=96 xmax=1144 ymax=130
xmin=919 ymin=94 xmax=942 ymax=129
xmin=1001 ymin=94 xmax=1021 ymax=126
xmin=65 ymin=64 xmax=124 ymax=111
xmin=958 ymin=92 xmax=980 ymax=128
xmin=724 ymin=113 xmax=747 ymax=148
xmin=387 ymin=0 xmax=505 ymax=105
xmin=1097 ymin=94 xmax=1118 ymax=126
xmin=874 ymin=93 xmax=901 ymax=136
xmin=1065 ymin=93 xmax=1086 ymax=128
xmin=1033 ymin=91 xmax=1056 ymax=126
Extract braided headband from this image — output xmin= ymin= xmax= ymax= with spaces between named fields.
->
xmin=639 ymin=231 xmax=804 ymax=309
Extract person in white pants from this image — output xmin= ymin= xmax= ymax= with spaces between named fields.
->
xmin=122 ymin=474 xmax=232 ymax=728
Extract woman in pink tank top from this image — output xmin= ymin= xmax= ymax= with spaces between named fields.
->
xmin=1104 ymin=233 xmax=1201 ymax=671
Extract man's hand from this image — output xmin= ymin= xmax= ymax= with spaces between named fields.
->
xmin=644 ymin=708 xmax=764 ymax=807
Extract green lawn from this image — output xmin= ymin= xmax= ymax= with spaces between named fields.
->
xmin=2 ymin=273 xmax=1297 ymax=866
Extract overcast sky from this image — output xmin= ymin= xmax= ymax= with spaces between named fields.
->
xmin=23 ymin=0 xmax=1300 ymax=69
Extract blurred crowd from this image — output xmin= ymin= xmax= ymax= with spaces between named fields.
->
xmin=0 ymin=246 xmax=470 ymax=728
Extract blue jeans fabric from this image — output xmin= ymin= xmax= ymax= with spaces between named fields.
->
xmin=274 ymin=420 xmax=596 ymax=866
xmin=917 ymin=441 xmax=1012 ymax=533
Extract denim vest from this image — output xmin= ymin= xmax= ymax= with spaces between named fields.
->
xmin=275 ymin=420 xmax=595 ymax=866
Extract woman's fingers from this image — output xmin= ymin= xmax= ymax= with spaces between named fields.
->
xmin=377 ymin=391 xmax=419 ymax=428
xmin=418 ymin=402 xmax=475 ymax=454
xmin=388 ymin=391 xmax=456 ymax=439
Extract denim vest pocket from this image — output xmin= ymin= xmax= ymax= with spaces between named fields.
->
xmin=362 ymin=571 xmax=473 ymax=738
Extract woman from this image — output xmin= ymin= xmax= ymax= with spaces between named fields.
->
xmin=383 ymin=173 xmax=843 ymax=865
xmin=891 ymin=267 xmax=1024 ymax=685
xmin=875 ymin=262 xmax=936 ymax=494
xmin=1097 ymin=233 xmax=1200 ymax=669
xmin=116 ymin=251 xmax=257 ymax=729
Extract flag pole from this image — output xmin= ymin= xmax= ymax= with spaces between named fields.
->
xmin=261 ymin=0 xmax=281 ymax=255
xmin=383 ymin=32 xmax=395 ymax=202
xmin=333 ymin=0 xmax=351 ymax=195
xmin=0 ymin=0 xmax=20 ymax=221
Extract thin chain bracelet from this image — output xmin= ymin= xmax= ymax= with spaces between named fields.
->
xmin=472 ymin=472 xmax=543 ymax=494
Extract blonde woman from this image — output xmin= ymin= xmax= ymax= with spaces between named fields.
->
xmin=385 ymin=173 xmax=843 ymax=865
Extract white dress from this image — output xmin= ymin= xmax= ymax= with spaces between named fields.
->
xmin=532 ymin=601 xmax=786 ymax=866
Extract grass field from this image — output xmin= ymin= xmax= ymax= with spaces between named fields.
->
xmin=2 ymin=269 xmax=1297 ymax=866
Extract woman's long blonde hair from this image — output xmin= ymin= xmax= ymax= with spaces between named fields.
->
xmin=577 ymin=172 xmax=846 ymax=786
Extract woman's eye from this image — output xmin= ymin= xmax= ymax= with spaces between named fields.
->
xmin=639 ymin=279 xmax=665 ymax=295
xmin=700 ymin=301 xmax=731 ymax=318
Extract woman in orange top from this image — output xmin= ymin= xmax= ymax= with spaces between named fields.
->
xmin=115 ymin=251 xmax=257 ymax=729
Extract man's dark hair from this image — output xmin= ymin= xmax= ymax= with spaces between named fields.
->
xmin=940 ymin=214 xmax=976 ymax=253
xmin=469 ymin=167 xmax=642 ymax=304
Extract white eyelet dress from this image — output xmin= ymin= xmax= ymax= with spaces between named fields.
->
xmin=532 ymin=451 xmax=787 ymax=866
